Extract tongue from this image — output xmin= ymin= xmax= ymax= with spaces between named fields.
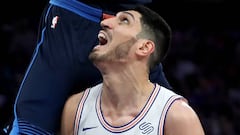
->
xmin=99 ymin=37 xmax=107 ymax=45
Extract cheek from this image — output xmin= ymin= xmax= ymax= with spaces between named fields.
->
xmin=114 ymin=28 xmax=136 ymax=39
xmin=112 ymin=35 xmax=135 ymax=46
xmin=115 ymin=39 xmax=136 ymax=58
xmin=114 ymin=45 xmax=129 ymax=59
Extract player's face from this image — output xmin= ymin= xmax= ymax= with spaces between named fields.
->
xmin=89 ymin=10 xmax=142 ymax=63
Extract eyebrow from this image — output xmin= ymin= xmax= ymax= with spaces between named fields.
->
xmin=118 ymin=11 xmax=135 ymax=21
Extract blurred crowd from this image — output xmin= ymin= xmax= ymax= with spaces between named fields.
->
xmin=164 ymin=26 xmax=240 ymax=135
xmin=0 ymin=1 xmax=239 ymax=135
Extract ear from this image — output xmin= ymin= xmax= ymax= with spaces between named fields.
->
xmin=136 ymin=40 xmax=155 ymax=56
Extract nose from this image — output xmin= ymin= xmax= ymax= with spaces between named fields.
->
xmin=101 ymin=13 xmax=115 ymax=29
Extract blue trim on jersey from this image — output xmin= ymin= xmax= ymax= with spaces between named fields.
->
xmin=49 ymin=0 xmax=102 ymax=23
xmin=45 ymin=5 xmax=53 ymax=23
xmin=11 ymin=5 xmax=51 ymax=134
xmin=19 ymin=120 xmax=52 ymax=135
xmin=10 ymin=27 xmax=47 ymax=135
xmin=13 ymin=28 xmax=47 ymax=118
xmin=9 ymin=119 xmax=18 ymax=135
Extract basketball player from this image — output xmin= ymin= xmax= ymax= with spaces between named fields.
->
xmin=61 ymin=5 xmax=205 ymax=135
xmin=7 ymin=0 xmax=172 ymax=134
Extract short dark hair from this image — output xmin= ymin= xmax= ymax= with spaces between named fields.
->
xmin=134 ymin=5 xmax=172 ymax=71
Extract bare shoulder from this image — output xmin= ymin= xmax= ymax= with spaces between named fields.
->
xmin=164 ymin=99 xmax=205 ymax=135
xmin=61 ymin=92 xmax=84 ymax=135
xmin=65 ymin=92 xmax=84 ymax=108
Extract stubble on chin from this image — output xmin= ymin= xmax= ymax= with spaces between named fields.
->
xmin=89 ymin=37 xmax=138 ymax=63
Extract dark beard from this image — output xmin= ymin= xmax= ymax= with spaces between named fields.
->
xmin=89 ymin=37 xmax=138 ymax=63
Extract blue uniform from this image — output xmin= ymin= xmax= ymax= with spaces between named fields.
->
xmin=8 ymin=0 xmax=171 ymax=134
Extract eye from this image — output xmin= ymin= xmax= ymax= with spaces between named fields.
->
xmin=120 ymin=17 xmax=129 ymax=24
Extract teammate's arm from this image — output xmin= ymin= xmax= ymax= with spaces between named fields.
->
xmin=61 ymin=92 xmax=84 ymax=135
xmin=164 ymin=99 xmax=205 ymax=135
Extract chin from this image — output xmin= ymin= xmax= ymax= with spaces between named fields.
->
xmin=89 ymin=52 xmax=97 ymax=61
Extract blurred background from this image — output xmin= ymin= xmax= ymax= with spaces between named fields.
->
xmin=0 ymin=0 xmax=239 ymax=135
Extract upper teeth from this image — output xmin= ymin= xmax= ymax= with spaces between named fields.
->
xmin=98 ymin=33 xmax=106 ymax=40
xmin=98 ymin=32 xmax=108 ymax=45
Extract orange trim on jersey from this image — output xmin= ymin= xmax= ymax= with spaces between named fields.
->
xmin=74 ymin=89 xmax=91 ymax=135
xmin=97 ymin=84 xmax=161 ymax=133
xmin=158 ymin=95 xmax=185 ymax=135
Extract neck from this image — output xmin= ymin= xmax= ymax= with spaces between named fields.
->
xmin=100 ymin=64 xmax=154 ymax=111
xmin=97 ymin=61 xmax=155 ymax=126
xmin=100 ymin=70 xmax=155 ymax=126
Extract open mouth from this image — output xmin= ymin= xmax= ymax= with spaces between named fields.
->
xmin=98 ymin=32 xmax=108 ymax=45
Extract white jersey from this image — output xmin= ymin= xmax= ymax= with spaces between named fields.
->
xmin=74 ymin=83 xmax=185 ymax=135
